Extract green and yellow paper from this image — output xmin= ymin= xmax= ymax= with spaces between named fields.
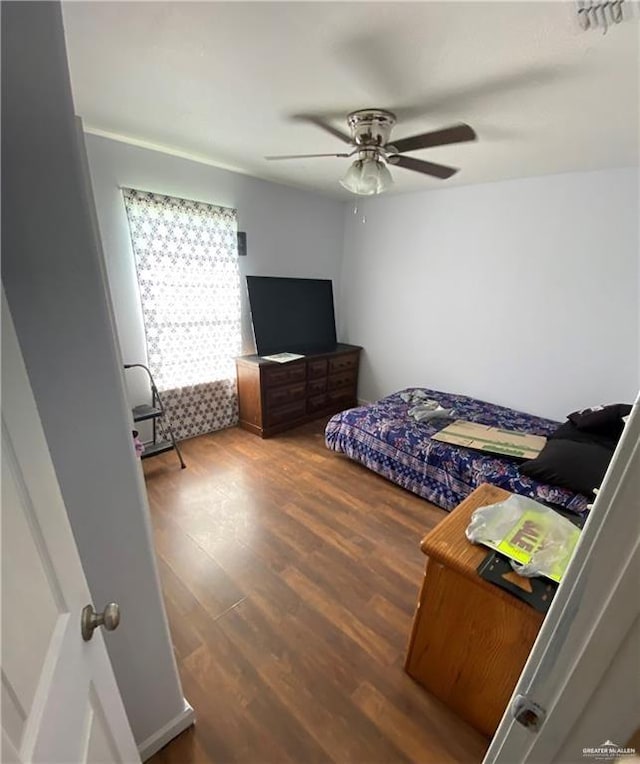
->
xmin=467 ymin=497 xmax=582 ymax=583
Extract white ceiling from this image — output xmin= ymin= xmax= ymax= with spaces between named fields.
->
xmin=62 ymin=1 xmax=639 ymax=199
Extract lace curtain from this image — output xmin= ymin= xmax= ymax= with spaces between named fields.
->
xmin=123 ymin=188 xmax=241 ymax=440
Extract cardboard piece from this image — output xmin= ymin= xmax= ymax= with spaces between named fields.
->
xmin=432 ymin=420 xmax=546 ymax=460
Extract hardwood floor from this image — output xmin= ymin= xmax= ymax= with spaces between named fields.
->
xmin=144 ymin=418 xmax=489 ymax=764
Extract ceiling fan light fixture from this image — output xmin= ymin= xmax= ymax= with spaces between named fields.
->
xmin=339 ymin=158 xmax=393 ymax=196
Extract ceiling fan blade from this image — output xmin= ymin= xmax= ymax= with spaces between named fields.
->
xmin=265 ymin=152 xmax=352 ymax=160
xmin=391 ymin=124 xmax=477 ymax=154
xmin=291 ymin=114 xmax=352 ymax=144
xmin=390 ymin=155 xmax=458 ymax=179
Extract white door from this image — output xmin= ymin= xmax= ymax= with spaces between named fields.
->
xmin=485 ymin=393 xmax=640 ymax=762
xmin=1 ymin=292 xmax=140 ymax=764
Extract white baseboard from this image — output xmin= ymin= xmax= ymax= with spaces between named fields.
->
xmin=357 ymin=398 xmax=371 ymax=407
xmin=138 ymin=698 xmax=196 ymax=761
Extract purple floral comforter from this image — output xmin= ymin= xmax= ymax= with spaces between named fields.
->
xmin=325 ymin=388 xmax=589 ymax=514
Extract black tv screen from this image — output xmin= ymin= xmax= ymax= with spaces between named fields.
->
xmin=246 ymin=276 xmax=337 ymax=356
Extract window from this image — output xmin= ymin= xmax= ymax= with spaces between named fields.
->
xmin=123 ymin=188 xmax=241 ymax=439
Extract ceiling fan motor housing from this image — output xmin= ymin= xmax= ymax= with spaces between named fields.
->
xmin=347 ymin=109 xmax=396 ymax=147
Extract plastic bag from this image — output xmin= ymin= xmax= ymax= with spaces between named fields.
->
xmin=465 ymin=494 xmax=581 ymax=582
xmin=408 ymin=402 xmax=457 ymax=423
xmin=400 ymin=389 xmax=433 ymax=404
xmin=401 ymin=394 xmax=456 ymax=423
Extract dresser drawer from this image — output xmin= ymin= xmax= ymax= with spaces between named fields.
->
xmin=265 ymin=399 xmax=306 ymax=427
xmin=307 ymin=359 xmax=328 ymax=379
xmin=263 ymin=363 xmax=306 ymax=388
xmin=328 ymin=370 xmax=356 ymax=391
xmin=266 ymin=381 xmax=306 ymax=409
xmin=307 ymin=378 xmax=327 ymax=396
xmin=328 ymin=387 xmax=355 ymax=406
xmin=307 ymin=393 xmax=329 ymax=413
xmin=329 ymin=353 xmax=358 ymax=373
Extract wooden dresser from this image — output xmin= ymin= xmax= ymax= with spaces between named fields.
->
xmin=405 ymin=484 xmax=545 ymax=737
xmin=235 ymin=343 xmax=362 ymax=438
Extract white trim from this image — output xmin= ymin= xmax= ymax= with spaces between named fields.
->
xmin=81 ymin=125 xmax=339 ymax=200
xmin=357 ymin=398 xmax=371 ymax=407
xmin=137 ymin=699 xmax=195 ymax=762
xmin=83 ymin=125 xmax=250 ymax=177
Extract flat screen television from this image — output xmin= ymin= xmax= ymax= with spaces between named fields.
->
xmin=246 ymin=276 xmax=337 ymax=356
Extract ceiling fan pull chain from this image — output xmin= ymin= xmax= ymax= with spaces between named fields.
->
xmin=349 ymin=201 xmax=366 ymax=224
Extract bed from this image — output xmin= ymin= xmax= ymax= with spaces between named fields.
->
xmin=325 ymin=388 xmax=589 ymax=514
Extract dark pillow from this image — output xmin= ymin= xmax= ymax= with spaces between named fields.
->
xmin=520 ymin=439 xmax=613 ymax=497
xmin=550 ymin=420 xmax=618 ymax=451
xmin=568 ymin=403 xmax=631 ymax=439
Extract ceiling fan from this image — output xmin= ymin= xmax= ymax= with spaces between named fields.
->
xmin=265 ymin=109 xmax=477 ymax=195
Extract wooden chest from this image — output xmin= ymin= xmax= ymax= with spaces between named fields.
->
xmin=405 ymin=484 xmax=545 ymax=736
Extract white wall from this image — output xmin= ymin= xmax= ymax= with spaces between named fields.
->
xmin=1 ymin=1 xmax=188 ymax=751
xmin=86 ymin=136 xmax=638 ymax=424
xmin=339 ymin=167 xmax=639 ymax=421
xmin=84 ymin=133 xmax=345 ymax=409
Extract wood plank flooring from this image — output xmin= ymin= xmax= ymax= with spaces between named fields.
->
xmin=144 ymin=419 xmax=489 ymax=764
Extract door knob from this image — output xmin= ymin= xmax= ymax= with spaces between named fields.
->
xmin=81 ymin=602 xmax=120 ymax=641
xmin=512 ymin=694 xmax=546 ymax=732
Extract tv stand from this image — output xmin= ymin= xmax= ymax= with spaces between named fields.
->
xmin=235 ymin=344 xmax=362 ymax=438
